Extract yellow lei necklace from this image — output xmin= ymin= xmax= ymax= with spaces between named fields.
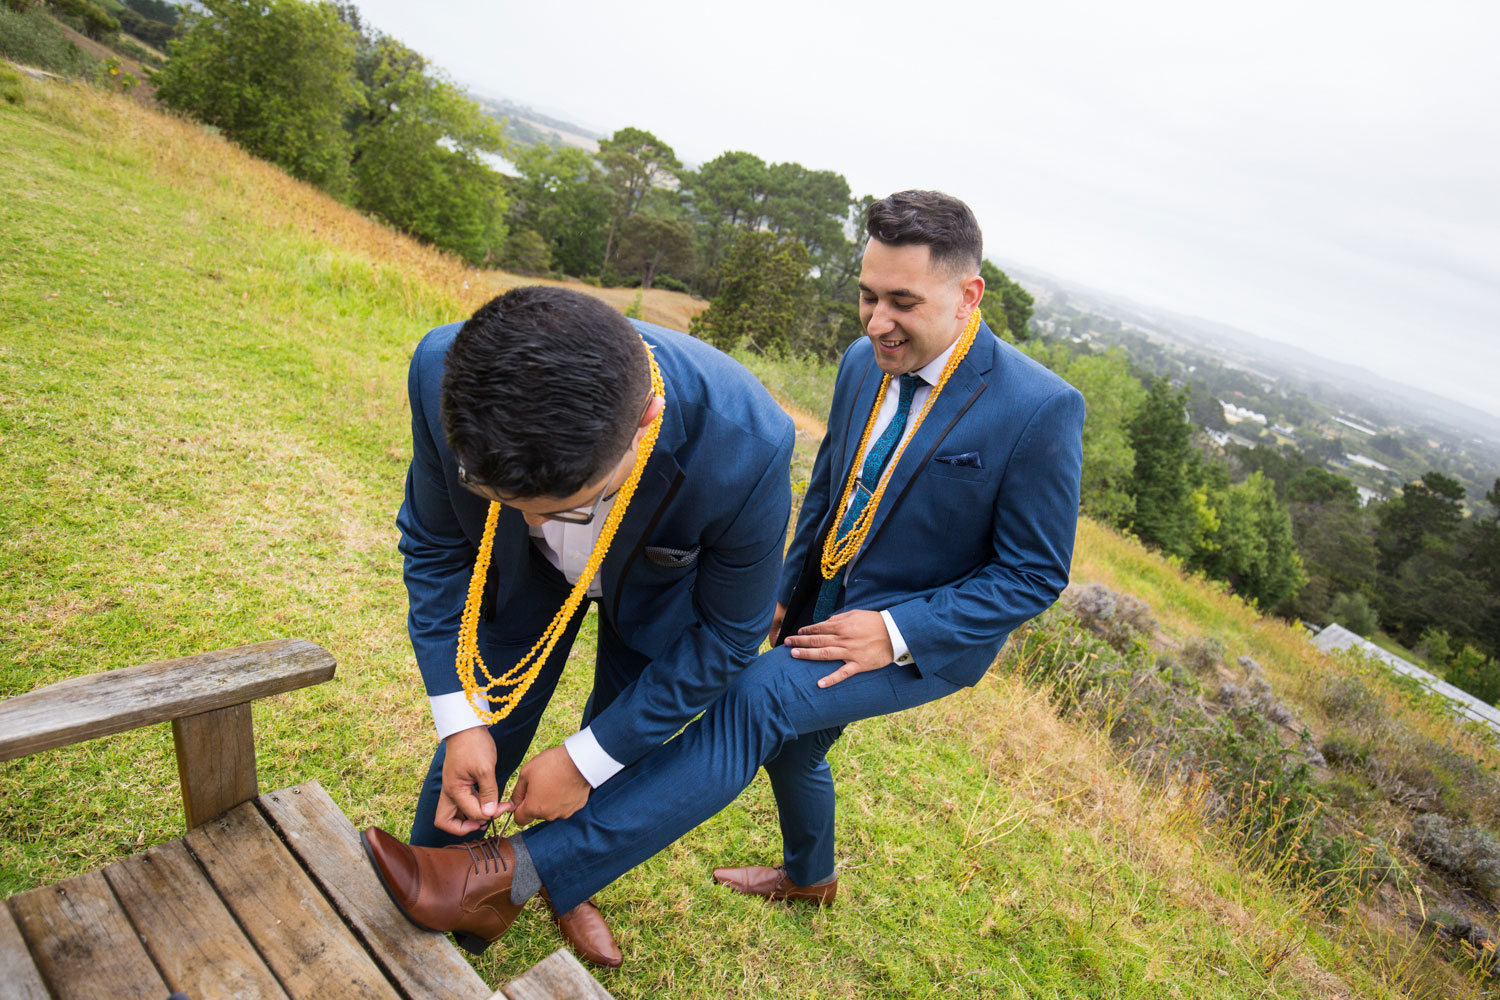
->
xmin=456 ymin=341 xmax=666 ymax=724
xmin=819 ymin=308 xmax=982 ymax=581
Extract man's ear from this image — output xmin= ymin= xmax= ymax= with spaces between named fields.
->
xmin=632 ymin=395 xmax=666 ymax=448
xmin=959 ymin=272 xmax=984 ymax=314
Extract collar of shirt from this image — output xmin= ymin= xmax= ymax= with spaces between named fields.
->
xmin=528 ymin=494 xmax=617 ymax=598
xmin=912 ymin=333 xmax=961 ymax=386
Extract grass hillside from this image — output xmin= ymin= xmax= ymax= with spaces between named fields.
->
xmin=3 ymin=73 xmax=1495 ymax=997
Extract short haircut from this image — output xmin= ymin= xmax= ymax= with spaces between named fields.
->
xmin=441 ymin=286 xmax=650 ymax=499
xmin=865 ymin=190 xmax=983 ymax=276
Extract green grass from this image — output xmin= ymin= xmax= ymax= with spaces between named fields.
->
xmin=0 ymin=75 xmax=1458 ymax=997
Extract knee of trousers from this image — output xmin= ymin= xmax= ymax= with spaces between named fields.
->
xmin=719 ymin=656 xmax=796 ymax=755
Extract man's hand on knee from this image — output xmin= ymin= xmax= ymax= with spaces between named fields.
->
xmin=436 ymin=726 xmax=501 ymax=836
xmin=783 ymin=609 xmax=895 ymax=688
xmin=502 ymin=745 xmax=591 ymax=825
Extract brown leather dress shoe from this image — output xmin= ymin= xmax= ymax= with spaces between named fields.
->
xmin=361 ymin=826 xmax=526 ymax=955
xmin=712 ymin=864 xmax=838 ymax=906
xmin=541 ymin=888 xmax=623 ymax=969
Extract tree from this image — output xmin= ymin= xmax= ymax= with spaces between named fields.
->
xmin=615 ymin=212 xmax=694 ymax=289
xmin=1026 ymin=342 xmax=1143 ymax=526
xmin=508 ymin=143 xmax=611 ymax=277
xmin=1186 ymin=380 xmax=1227 ymax=431
xmin=347 ymin=36 xmax=507 ymax=264
xmin=1375 ymin=471 xmax=1466 ymax=575
xmin=762 ymin=162 xmax=852 ymax=264
xmin=499 ymin=228 xmax=550 ymax=276
xmin=1128 ymin=378 xmax=1195 ymax=556
xmin=156 ymin=0 xmax=362 ymax=195
xmin=689 ymin=232 xmax=810 ymax=355
xmin=1328 ymin=591 xmax=1379 ymax=637
xmin=979 ymin=261 xmax=1033 ymax=342
xmin=597 ymin=127 xmax=680 ymax=269
xmin=1190 ymin=471 xmax=1307 ymax=610
xmin=1279 ymin=468 xmax=1376 ymax=624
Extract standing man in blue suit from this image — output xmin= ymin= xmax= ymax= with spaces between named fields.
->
xmin=395 ymin=286 xmax=794 ymax=965
xmin=365 ymin=190 xmax=1085 ymax=951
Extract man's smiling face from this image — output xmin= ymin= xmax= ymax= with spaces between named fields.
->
xmin=857 ymin=240 xmax=978 ymax=376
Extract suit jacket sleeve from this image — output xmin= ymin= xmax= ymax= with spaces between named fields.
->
xmin=588 ymin=423 xmax=795 ymax=768
xmin=887 ymin=384 xmax=1086 ymax=674
xmin=395 ymin=339 xmax=474 ymax=699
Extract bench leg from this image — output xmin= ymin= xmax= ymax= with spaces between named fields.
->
xmin=172 ymin=704 xmax=258 ymax=829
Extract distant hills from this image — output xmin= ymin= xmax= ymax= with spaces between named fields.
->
xmin=997 ymin=258 xmax=1500 ymax=451
xmin=466 ymin=92 xmax=601 ymax=152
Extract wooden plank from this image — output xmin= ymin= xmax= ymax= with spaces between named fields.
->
xmin=0 ymin=638 xmax=335 ymax=761
xmin=501 ymin=948 xmax=615 ymax=1000
xmin=0 ymin=903 xmax=50 ymax=1000
xmin=104 ymin=840 xmax=291 ymax=1000
xmin=184 ymin=799 xmax=403 ymax=1000
xmin=7 ymin=869 xmax=168 ymax=1000
xmin=173 ymin=702 xmax=259 ymax=827
xmin=258 ymin=782 xmax=491 ymax=998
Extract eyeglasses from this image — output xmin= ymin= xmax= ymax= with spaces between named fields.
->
xmin=456 ymin=394 xmax=655 ymax=523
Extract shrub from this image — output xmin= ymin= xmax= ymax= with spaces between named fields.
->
xmin=0 ymin=4 xmax=97 ymax=76
xmin=1064 ymin=583 xmax=1157 ymax=652
xmin=51 ymin=0 xmax=119 ymax=39
xmin=1181 ymin=636 xmax=1224 ymax=674
xmin=1320 ymin=674 xmax=1383 ymax=723
xmin=499 ymin=227 xmax=550 ymax=276
xmin=1410 ymin=814 xmax=1500 ymax=902
xmin=0 ymin=64 xmax=22 ymax=104
xmin=653 ymin=274 xmax=691 ymax=294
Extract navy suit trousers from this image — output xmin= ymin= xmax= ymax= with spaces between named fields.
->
xmin=524 ymin=644 xmax=961 ymax=913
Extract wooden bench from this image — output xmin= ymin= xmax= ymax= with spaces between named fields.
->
xmin=0 ymin=639 xmax=612 ymax=1000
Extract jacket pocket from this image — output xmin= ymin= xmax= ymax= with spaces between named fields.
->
xmin=644 ymin=544 xmax=700 ymax=569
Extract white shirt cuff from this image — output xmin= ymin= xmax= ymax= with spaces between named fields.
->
xmin=881 ymin=609 xmax=915 ymax=665
xmin=564 ymin=726 xmax=625 ymax=788
xmin=430 ymin=691 xmax=488 ymax=741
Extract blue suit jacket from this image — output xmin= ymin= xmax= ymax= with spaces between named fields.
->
xmin=398 ymin=319 xmax=796 ymax=767
xmin=778 ymin=323 xmax=1085 ymax=687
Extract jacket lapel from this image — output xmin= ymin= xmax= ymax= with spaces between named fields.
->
xmin=851 ymin=326 xmax=998 ymax=567
xmin=601 ymin=377 xmax=687 ymax=622
xmin=837 ymin=355 xmax=885 ymax=490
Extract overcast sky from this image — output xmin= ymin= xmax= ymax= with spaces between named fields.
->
xmin=351 ymin=0 xmax=1500 ymax=420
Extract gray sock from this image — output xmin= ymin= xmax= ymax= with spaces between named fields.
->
xmin=508 ymin=832 xmax=542 ymax=905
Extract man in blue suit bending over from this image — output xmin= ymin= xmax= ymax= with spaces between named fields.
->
xmin=366 ymin=190 xmax=1085 ymax=952
xmin=394 ymin=286 xmax=794 ymax=966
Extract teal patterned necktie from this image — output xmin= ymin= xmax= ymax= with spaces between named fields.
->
xmin=813 ymin=373 xmax=921 ymax=622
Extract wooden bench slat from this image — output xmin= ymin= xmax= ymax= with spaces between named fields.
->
xmin=103 ymin=840 xmax=291 ymax=1000
xmin=0 ymin=904 xmax=50 ymax=1000
xmin=184 ymin=800 xmax=404 ymax=1000
xmin=258 ymin=782 xmax=491 ymax=998
xmin=0 ymin=638 xmax=335 ymax=761
xmin=7 ymin=869 xmax=168 ymax=1000
xmin=501 ymin=948 xmax=616 ymax=1000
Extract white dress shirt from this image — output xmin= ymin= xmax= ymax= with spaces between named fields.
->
xmin=429 ymin=497 xmax=626 ymax=787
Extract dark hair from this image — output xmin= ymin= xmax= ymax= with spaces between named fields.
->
xmin=441 ymin=286 xmax=650 ymax=498
xmin=865 ymin=190 xmax=983 ymax=275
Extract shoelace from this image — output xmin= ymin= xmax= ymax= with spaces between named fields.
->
xmin=463 ymin=834 xmax=510 ymax=875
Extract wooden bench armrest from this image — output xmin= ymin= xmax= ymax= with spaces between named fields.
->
xmin=0 ymin=638 xmax=335 ymax=761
